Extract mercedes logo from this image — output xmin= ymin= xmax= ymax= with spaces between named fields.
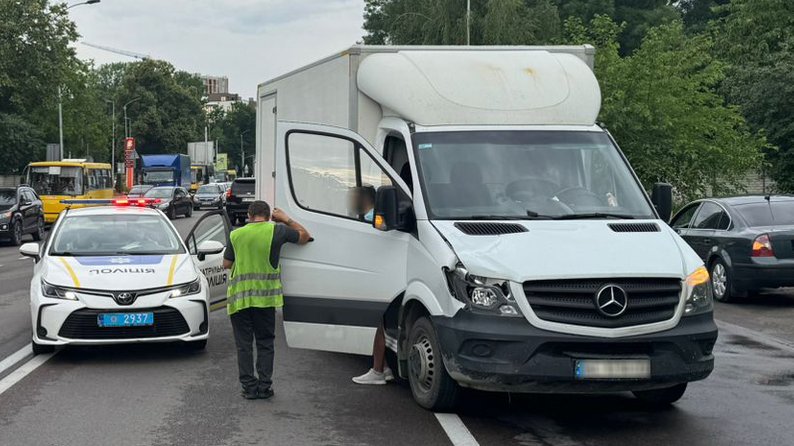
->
xmin=115 ymin=292 xmax=136 ymax=305
xmin=594 ymin=284 xmax=628 ymax=317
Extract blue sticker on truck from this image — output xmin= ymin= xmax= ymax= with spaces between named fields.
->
xmin=418 ymin=143 xmax=433 ymax=150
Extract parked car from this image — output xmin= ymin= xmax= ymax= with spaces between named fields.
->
xmin=127 ymin=184 xmax=153 ymax=199
xmin=144 ymin=186 xmax=193 ymax=220
xmin=670 ymin=195 xmax=794 ymax=302
xmin=193 ymin=183 xmax=226 ymax=210
xmin=0 ymin=186 xmax=45 ymax=245
xmin=225 ymin=178 xmax=255 ymax=226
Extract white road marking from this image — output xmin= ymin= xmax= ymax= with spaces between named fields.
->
xmin=0 ymin=344 xmax=33 ymax=376
xmin=0 ymin=348 xmax=56 ymax=396
xmin=434 ymin=413 xmax=480 ymax=446
xmin=716 ymin=319 xmax=794 ymax=353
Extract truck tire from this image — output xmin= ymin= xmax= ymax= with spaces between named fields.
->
xmin=32 ymin=340 xmax=55 ymax=355
xmin=407 ymin=316 xmax=460 ymax=411
xmin=633 ymin=383 xmax=687 ymax=406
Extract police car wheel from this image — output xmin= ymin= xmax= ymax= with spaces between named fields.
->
xmin=186 ymin=339 xmax=207 ymax=350
xmin=407 ymin=316 xmax=459 ymax=411
xmin=32 ymin=340 xmax=55 ymax=355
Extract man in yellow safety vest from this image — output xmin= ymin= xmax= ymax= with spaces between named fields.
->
xmin=223 ymin=200 xmax=311 ymax=399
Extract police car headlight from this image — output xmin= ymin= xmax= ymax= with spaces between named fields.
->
xmin=446 ymin=266 xmax=521 ymax=317
xmin=41 ymin=280 xmax=78 ymax=300
xmin=684 ymin=266 xmax=713 ymax=316
xmin=169 ymin=278 xmax=202 ymax=298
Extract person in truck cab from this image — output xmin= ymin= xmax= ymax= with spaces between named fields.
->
xmin=223 ymin=201 xmax=311 ymax=399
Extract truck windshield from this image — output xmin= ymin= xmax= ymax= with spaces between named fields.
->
xmin=143 ymin=170 xmax=175 ymax=184
xmin=28 ymin=166 xmax=84 ymax=196
xmin=413 ymin=131 xmax=655 ymax=220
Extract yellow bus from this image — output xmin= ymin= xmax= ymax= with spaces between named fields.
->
xmin=24 ymin=160 xmax=113 ymax=223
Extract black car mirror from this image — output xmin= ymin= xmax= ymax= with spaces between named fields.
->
xmin=651 ymin=182 xmax=673 ymax=222
xmin=373 ymin=186 xmax=399 ymax=232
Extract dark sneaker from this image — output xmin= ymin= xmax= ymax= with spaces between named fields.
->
xmin=257 ymin=387 xmax=274 ymax=399
xmin=241 ymin=389 xmax=258 ymax=400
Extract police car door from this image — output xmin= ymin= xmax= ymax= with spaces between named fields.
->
xmin=185 ymin=210 xmax=231 ymax=311
xmin=276 ymin=122 xmax=411 ymax=355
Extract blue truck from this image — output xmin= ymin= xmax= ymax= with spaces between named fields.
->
xmin=140 ymin=154 xmax=191 ymax=188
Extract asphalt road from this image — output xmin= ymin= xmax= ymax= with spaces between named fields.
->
xmin=1 ymin=211 xmax=793 ymax=445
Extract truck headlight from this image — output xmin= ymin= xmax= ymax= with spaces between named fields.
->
xmin=684 ymin=266 xmax=713 ymax=316
xmin=446 ymin=266 xmax=522 ymax=317
xmin=41 ymin=280 xmax=78 ymax=300
xmin=169 ymin=278 xmax=201 ymax=298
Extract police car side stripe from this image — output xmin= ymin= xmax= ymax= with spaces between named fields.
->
xmin=59 ymin=258 xmax=81 ymax=288
xmin=167 ymin=255 xmax=179 ymax=285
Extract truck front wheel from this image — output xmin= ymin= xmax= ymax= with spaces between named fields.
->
xmin=632 ymin=383 xmax=687 ymax=406
xmin=407 ymin=316 xmax=459 ymax=411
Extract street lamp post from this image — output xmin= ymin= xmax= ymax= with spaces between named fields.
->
xmin=122 ymin=97 xmax=141 ymax=138
xmin=240 ymin=129 xmax=250 ymax=176
xmin=466 ymin=0 xmax=471 ymax=45
xmin=67 ymin=0 xmax=101 ymax=10
xmin=105 ymin=99 xmax=115 ymax=183
xmin=58 ymin=0 xmax=101 ymax=160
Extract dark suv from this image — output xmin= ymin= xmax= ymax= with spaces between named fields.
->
xmin=0 ymin=186 xmax=45 ymax=245
xmin=225 ymin=178 xmax=256 ymax=226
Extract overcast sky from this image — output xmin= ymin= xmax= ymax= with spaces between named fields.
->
xmin=71 ymin=0 xmax=366 ymax=99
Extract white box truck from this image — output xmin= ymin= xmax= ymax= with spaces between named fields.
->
xmin=256 ymin=45 xmax=717 ymax=410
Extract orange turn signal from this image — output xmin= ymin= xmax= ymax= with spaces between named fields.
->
xmin=686 ymin=266 xmax=709 ymax=287
xmin=374 ymin=214 xmax=386 ymax=230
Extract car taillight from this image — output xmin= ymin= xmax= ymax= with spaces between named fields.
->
xmin=226 ymin=188 xmax=233 ymax=199
xmin=751 ymin=234 xmax=775 ymax=258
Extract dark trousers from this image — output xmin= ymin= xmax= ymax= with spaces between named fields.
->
xmin=230 ymin=307 xmax=276 ymax=392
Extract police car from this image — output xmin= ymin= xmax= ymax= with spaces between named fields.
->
xmin=19 ymin=199 xmax=231 ymax=354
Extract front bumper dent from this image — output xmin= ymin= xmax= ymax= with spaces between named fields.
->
xmin=432 ymin=312 xmax=717 ymax=393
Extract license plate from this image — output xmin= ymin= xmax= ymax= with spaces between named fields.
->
xmin=242 ymin=197 xmax=254 ymax=202
xmin=574 ymin=359 xmax=650 ymax=379
xmin=97 ymin=313 xmax=154 ymax=327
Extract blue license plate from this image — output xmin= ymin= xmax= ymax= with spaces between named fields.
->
xmin=98 ymin=313 xmax=154 ymax=327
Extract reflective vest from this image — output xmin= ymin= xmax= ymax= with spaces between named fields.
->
xmin=227 ymin=222 xmax=284 ymax=315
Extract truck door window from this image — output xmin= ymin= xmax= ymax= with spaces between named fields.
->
xmin=287 ymin=131 xmax=401 ymax=223
xmin=287 ymin=132 xmax=357 ymax=219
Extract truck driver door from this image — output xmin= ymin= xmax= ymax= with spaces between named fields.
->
xmin=276 ymin=122 xmax=411 ymax=355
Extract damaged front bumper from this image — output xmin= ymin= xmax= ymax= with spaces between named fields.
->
xmin=432 ymin=311 xmax=717 ymax=393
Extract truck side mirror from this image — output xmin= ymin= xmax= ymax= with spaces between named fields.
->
xmin=373 ymin=186 xmax=399 ymax=232
xmin=651 ymin=182 xmax=673 ymax=222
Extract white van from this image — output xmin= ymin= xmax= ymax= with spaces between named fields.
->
xmin=255 ymin=45 xmax=717 ymax=410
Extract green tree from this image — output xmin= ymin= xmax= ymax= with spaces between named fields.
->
xmin=676 ymin=0 xmax=729 ymax=34
xmin=566 ymin=16 xmax=764 ymax=200
xmin=712 ymin=0 xmax=794 ymax=191
xmin=207 ymin=102 xmax=255 ymax=174
xmin=0 ymin=0 xmax=107 ymax=172
xmin=113 ymin=59 xmax=205 ymax=155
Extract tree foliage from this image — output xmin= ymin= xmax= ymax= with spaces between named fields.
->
xmin=566 ymin=16 xmax=764 ymax=200
xmin=0 ymin=0 xmax=107 ymax=173
xmin=111 ymin=59 xmax=205 ymax=156
xmin=712 ymin=0 xmax=794 ymax=191
xmin=205 ymin=102 xmax=256 ymax=174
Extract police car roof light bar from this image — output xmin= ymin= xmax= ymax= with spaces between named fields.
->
xmin=60 ymin=198 xmax=162 ymax=207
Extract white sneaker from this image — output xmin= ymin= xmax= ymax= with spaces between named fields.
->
xmin=384 ymin=367 xmax=395 ymax=382
xmin=352 ymin=368 xmax=387 ymax=385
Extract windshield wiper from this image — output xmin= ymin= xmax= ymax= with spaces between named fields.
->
xmin=553 ymin=212 xmax=636 ymax=220
xmin=467 ymin=214 xmax=553 ymax=221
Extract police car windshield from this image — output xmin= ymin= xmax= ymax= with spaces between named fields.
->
xmin=50 ymin=214 xmax=185 ymax=256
